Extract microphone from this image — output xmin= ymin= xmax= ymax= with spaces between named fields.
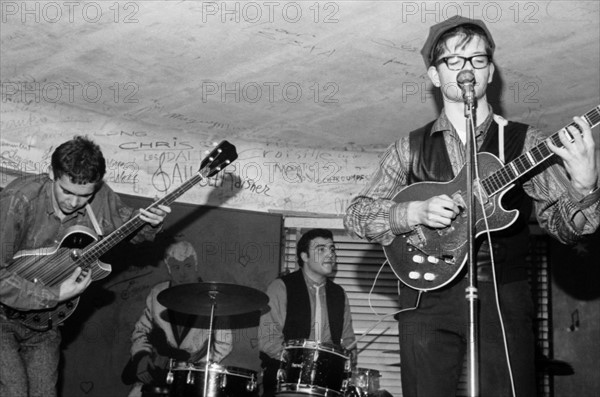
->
xmin=457 ymin=70 xmax=476 ymax=107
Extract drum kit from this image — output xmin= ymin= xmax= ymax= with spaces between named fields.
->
xmin=155 ymin=282 xmax=385 ymax=397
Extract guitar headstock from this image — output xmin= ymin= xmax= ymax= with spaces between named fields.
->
xmin=200 ymin=141 xmax=238 ymax=178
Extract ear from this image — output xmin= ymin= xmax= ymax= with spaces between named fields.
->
xmin=300 ymin=252 xmax=309 ymax=264
xmin=164 ymin=260 xmax=172 ymax=275
xmin=48 ymin=167 xmax=55 ymax=181
xmin=487 ymin=62 xmax=495 ymax=84
xmin=427 ymin=65 xmax=441 ymax=87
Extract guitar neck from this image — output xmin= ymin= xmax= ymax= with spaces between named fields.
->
xmin=80 ymin=172 xmax=206 ymax=263
xmin=482 ymin=105 xmax=600 ymax=196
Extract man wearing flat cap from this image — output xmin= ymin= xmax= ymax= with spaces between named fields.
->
xmin=345 ymin=15 xmax=599 ymax=397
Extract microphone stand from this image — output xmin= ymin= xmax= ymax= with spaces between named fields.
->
xmin=463 ymin=89 xmax=480 ymax=397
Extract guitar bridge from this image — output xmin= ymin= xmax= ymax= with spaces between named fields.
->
xmin=407 ymin=226 xmax=426 ymax=249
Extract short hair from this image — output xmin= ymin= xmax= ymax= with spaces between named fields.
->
xmin=296 ymin=228 xmax=333 ymax=267
xmin=51 ymin=136 xmax=106 ymax=185
xmin=431 ymin=24 xmax=494 ymax=67
xmin=164 ymin=241 xmax=198 ymax=269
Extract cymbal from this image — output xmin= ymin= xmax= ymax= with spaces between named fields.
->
xmin=157 ymin=282 xmax=268 ymax=316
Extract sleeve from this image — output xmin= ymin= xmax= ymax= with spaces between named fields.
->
xmin=258 ymin=279 xmax=287 ymax=360
xmin=341 ymin=292 xmax=356 ymax=349
xmin=343 ymin=138 xmax=413 ymax=246
xmin=522 ymin=127 xmax=600 ymax=244
xmin=0 ymin=190 xmax=60 ymax=310
xmin=130 ymin=289 xmax=157 ymax=358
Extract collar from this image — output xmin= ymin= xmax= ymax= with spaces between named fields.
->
xmin=301 ymin=269 xmax=327 ymax=289
xmin=43 ymin=177 xmax=55 ymax=215
xmin=430 ymin=106 xmax=495 ymax=139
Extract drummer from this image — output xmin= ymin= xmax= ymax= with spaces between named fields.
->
xmin=123 ymin=240 xmax=233 ymax=397
xmin=258 ymin=228 xmax=357 ymax=397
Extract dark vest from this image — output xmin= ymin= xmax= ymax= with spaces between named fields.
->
xmin=281 ymin=270 xmax=345 ymax=344
xmin=408 ymin=119 xmax=532 ymax=284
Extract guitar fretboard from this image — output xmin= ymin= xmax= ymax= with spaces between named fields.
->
xmin=482 ymin=106 xmax=600 ymax=196
xmin=74 ymin=141 xmax=235 ymax=266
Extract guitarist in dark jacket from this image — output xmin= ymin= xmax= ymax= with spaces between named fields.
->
xmin=344 ymin=16 xmax=599 ymax=397
xmin=0 ymin=136 xmax=170 ymax=397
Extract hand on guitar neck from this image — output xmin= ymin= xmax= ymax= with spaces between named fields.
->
xmin=547 ymin=116 xmax=598 ymax=197
xmin=138 ymin=204 xmax=171 ymax=227
xmin=57 ymin=266 xmax=92 ymax=303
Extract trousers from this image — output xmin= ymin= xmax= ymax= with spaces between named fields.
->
xmin=397 ymin=279 xmax=536 ymax=397
xmin=0 ymin=316 xmax=61 ymax=397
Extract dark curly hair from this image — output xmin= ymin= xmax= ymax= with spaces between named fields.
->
xmin=296 ymin=228 xmax=333 ymax=267
xmin=51 ymin=136 xmax=106 ymax=185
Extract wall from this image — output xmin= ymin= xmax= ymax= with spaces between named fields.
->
xmin=0 ymin=98 xmax=379 ymax=216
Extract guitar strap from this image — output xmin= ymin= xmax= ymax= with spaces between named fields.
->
xmin=493 ymin=114 xmax=509 ymax=163
xmin=85 ymin=203 xmax=104 ymax=238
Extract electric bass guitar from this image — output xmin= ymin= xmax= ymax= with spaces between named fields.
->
xmin=384 ymin=106 xmax=600 ymax=291
xmin=5 ymin=141 xmax=238 ymax=330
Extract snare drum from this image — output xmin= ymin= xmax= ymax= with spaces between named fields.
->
xmin=167 ymin=361 xmax=258 ymax=397
xmin=276 ymin=339 xmax=351 ymax=396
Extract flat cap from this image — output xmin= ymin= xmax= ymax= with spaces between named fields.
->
xmin=420 ymin=15 xmax=495 ymax=67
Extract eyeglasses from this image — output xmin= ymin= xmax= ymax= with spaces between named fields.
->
xmin=436 ymin=55 xmax=491 ymax=71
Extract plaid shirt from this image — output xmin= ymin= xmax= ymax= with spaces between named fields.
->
xmin=1 ymin=174 xmax=160 ymax=311
xmin=344 ymin=109 xmax=600 ymax=246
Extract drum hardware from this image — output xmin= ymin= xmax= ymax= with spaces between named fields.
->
xmin=166 ymin=359 xmax=175 ymax=385
xmin=246 ymin=373 xmax=257 ymax=392
xmin=157 ymin=282 xmax=268 ymax=397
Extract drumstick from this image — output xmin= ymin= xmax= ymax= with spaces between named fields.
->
xmin=345 ymin=290 xmax=424 ymax=352
xmin=345 ymin=312 xmax=396 ymax=352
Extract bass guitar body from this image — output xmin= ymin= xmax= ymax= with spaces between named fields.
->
xmin=5 ymin=225 xmax=111 ymax=330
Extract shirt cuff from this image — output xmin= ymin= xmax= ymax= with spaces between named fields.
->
xmin=571 ymin=184 xmax=600 ymax=210
xmin=390 ymin=202 xmax=411 ymax=235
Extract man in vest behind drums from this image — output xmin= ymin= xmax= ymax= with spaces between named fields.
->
xmin=123 ymin=240 xmax=233 ymax=397
xmin=344 ymin=15 xmax=599 ymax=397
xmin=259 ymin=228 xmax=357 ymax=397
